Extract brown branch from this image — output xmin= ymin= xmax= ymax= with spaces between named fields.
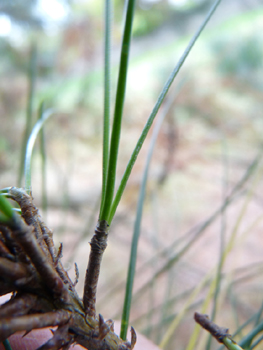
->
xmin=0 ymin=256 xmax=31 ymax=281
xmin=0 ymin=188 xmax=135 ymax=350
xmin=194 ymin=312 xmax=231 ymax=343
xmin=0 ymin=309 xmax=72 ymax=342
xmin=9 ymin=187 xmax=43 ymax=238
xmin=11 ymin=215 xmax=70 ymax=303
xmin=9 ymin=188 xmax=75 ymax=292
xmin=9 ymin=187 xmax=53 ymax=259
xmin=0 ymin=293 xmax=38 ymax=318
xmin=36 ymin=320 xmax=74 ymax=350
xmin=83 ymin=220 xmax=109 ymax=318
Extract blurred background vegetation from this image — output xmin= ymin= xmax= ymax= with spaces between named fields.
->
xmin=1 ymin=0 xmax=263 ymax=349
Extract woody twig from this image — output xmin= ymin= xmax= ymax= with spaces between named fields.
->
xmin=83 ymin=220 xmax=109 ymax=318
xmin=194 ymin=312 xmax=244 ymax=350
xmin=0 ymin=188 xmax=136 ymax=350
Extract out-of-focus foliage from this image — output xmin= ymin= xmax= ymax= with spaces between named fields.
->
xmin=0 ymin=0 xmax=43 ymax=28
xmin=214 ymin=33 xmax=263 ymax=86
xmin=0 ymin=0 xmax=71 ymax=29
xmin=133 ymin=0 xmax=214 ymax=37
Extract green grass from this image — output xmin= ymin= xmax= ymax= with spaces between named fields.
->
xmin=1 ymin=1 xmax=263 ymax=350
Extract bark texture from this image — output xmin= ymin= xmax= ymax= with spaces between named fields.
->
xmin=0 ymin=187 xmax=136 ymax=350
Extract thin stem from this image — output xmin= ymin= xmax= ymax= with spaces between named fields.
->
xmin=120 ymin=83 xmax=182 ymax=340
xmin=195 ymin=313 xmax=239 ymax=347
xmin=108 ymin=0 xmax=222 ymax=224
xmin=18 ymin=43 xmax=37 ymax=187
xmin=250 ymin=334 xmax=263 ymax=350
xmin=24 ymin=109 xmax=54 ymax=195
xmin=223 ymin=337 xmax=244 ymax=350
xmin=100 ymin=0 xmax=112 ymax=213
xmin=100 ymin=0 xmax=136 ymax=222
xmin=38 ymin=102 xmax=48 ymax=215
xmin=2 ymin=340 xmax=12 ymax=350
xmin=239 ymin=320 xmax=263 ymax=349
xmin=206 ymin=139 xmax=228 ymax=350
xmin=131 ymin=149 xmax=263 ymax=317
xmin=83 ymin=220 xmax=109 ymax=318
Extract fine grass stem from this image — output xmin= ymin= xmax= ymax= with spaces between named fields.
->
xmin=24 ymin=109 xmax=54 ymax=195
xmin=238 ymin=320 xmax=263 ymax=349
xmin=250 ymin=335 xmax=263 ymax=350
xmin=206 ymin=139 xmax=229 ymax=350
xmin=101 ymin=0 xmax=112 ymax=212
xmin=119 ymin=78 xmax=182 ymax=341
xmin=18 ymin=43 xmax=37 ymax=187
xmin=188 ymin=156 xmax=263 ymax=350
xmin=99 ymin=0 xmax=136 ymax=222
xmin=108 ymin=0 xmax=222 ymax=224
xmin=222 ymin=337 xmax=244 ymax=350
xmin=217 ymin=311 xmax=263 ymax=350
xmin=160 ymin=272 xmax=213 ymax=349
xmin=101 ymin=148 xmax=261 ymax=312
xmin=38 ymin=102 xmax=48 ymax=215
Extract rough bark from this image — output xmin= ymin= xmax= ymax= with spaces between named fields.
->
xmin=0 ymin=187 xmax=136 ymax=350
